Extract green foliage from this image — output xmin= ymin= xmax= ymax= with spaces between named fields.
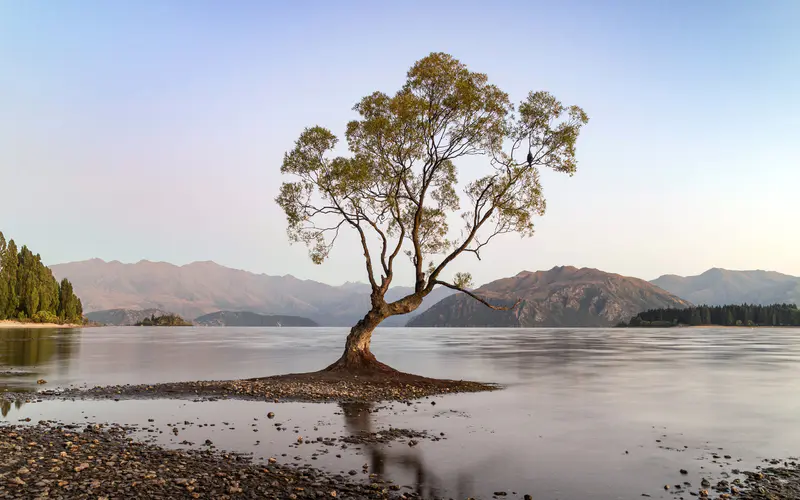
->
xmin=630 ymin=303 xmax=800 ymax=327
xmin=134 ymin=313 xmax=192 ymax=327
xmin=32 ymin=311 xmax=59 ymax=324
xmin=58 ymin=278 xmax=79 ymax=321
xmin=0 ymin=231 xmax=84 ymax=324
xmin=0 ymin=236 xmax=19 ymax=319
xmin=277 ymin=53 xmax=588 ymax=312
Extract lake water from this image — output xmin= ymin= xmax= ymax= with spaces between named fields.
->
xmin=2 ymin=326 xmax=800 ymax=499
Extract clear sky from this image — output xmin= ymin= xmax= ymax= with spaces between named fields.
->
xmin=2 ymin=0 xmax=798 ymax=286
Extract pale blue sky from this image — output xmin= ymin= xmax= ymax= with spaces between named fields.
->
xmin=1 ymin=0 xmax=798 ymax=285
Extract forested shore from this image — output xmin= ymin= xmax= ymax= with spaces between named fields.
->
xmin=622 ymin=303 xmax=800 ymax=327
xmin=0 ymin=231 xmax=84 ymax=325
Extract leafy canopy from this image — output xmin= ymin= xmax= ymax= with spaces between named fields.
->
xmin=277 ymin=52 xmax=588 ymax=311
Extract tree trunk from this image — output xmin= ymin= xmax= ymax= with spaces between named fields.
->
xmin=324 ymin=309 xmax=395 ymax=373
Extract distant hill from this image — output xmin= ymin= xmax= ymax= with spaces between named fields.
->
xmin=50 ymin=259 xmax=454 ymax=326
xmin=85 ymin=308 xmax=174 ymax=326
xmin=651 ymin=268 xmax=800 ymax=306
xmin=194 ymin=311 xmax=318 ymax=327
xmin=408 ymin=266 xmax=691 ymax=327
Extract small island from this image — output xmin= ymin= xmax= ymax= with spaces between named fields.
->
xmin=134 ymin=314 xmax=192 ymax=326
xmin=618 ymin=303 xmax=800 ymax=327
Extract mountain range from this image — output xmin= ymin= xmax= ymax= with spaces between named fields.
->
xmin=50 ymin=259 xmax=454 ymax=327
xmin=408 ymin=266 xmax=691 ymax=327
xmin=651 ymin=268 xmax=800 ymax=306
xmin=52 ymin=258 xmax=799 ymax=328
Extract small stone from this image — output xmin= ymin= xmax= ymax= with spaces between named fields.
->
xmin=267 ymin=412 xmax=275 ymax=419
xmin=524 ymin=496 xmax=532 ymax=500
xmin=37 ymin=379 xmax=47 ymax=384
xmin=680 ymin=469 xmax=688 ymax=475
xmin=701 ymin=479 xmax=710 ymax=487
xmin=664 ymin=485 xmax=670 ymax=490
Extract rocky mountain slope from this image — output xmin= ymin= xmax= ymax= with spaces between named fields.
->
xmin=651 ymin=268 xmax=800 ymax=306
xmin=193 ymin=311 xmax=318 ymax=327
xmin=85 ymin=308 xmax=174 ymax=326
xmin=408 ymin=266 xmax=691 ymax=327
xmin=51 ymin=259 xmax=454 ymax=326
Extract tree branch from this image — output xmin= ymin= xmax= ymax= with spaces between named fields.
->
xmin=325 ymin=189 xmax=378 ymax=291
xmin=432 ymin=280 xmax=521 ymax=311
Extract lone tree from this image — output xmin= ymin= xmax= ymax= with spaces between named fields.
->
xmin=277 ymin=53 xmax=588 ymax=373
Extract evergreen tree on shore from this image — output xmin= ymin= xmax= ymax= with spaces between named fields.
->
xmin=0 ymin=231 xmax=83 ymax=324
xmin=627 ymin=303 xmax=800 ymax=327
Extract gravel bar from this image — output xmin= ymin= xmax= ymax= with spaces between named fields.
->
xmin=31 ymin=373 xmax=500 ymax=403
xmin=0 ymin=423 xmax=411 ymax=499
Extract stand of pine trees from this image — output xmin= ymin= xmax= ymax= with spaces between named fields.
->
xmin=628 ymin=303 xmax=800 ymax=327
xmin=0 ymin=231 xmax=83 ymax=324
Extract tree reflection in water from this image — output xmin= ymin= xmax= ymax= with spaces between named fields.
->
xmin=338 ymin=401 xmax=476 ymax=499
xmin=0 ymin=328 xmax=78 ymax=419
xmin=0 ymin=397 xmax=25 ymax=418
xmin=0 ymin=328 xmax=76 ymax=376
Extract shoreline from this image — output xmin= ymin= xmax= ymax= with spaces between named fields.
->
xmin=0 ymin=423 xmax=404 ymax=499
xmin=0 ymin=319 xmax=84 ymax=329
xmin=2 ymin=420 xmax=799 ymax=500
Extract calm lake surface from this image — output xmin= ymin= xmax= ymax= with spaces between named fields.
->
xmin=2 ymin=326 xmax=800 ymax=499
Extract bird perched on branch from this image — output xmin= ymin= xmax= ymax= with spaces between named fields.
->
xmin=527 ymin=149 xmax=533 ymax=167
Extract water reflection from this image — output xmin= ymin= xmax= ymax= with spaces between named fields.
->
xmin=0 ymin=329 xmax=77 ymax=391
xmin=0 ymin=397 xmax=25 ymax=417
xmin=0 ymin=330 xmax=59 ymax=366
xmin=339 ymin=401 xmax=482 ymax=498
xmin=3 ymin=325 xmax=800 ymax=499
